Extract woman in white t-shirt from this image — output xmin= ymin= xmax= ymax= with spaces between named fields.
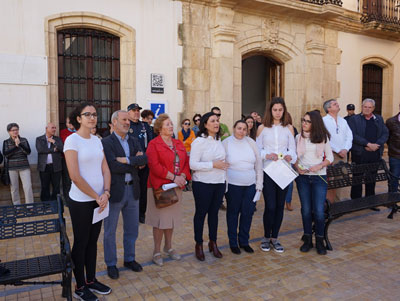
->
xmin=64 ymin=103 xmax=112 ymax=300
xmin=294 ymin=110 xmax=333 ymax=256
xmin=223 ymin=120 xmax=263 ymax=255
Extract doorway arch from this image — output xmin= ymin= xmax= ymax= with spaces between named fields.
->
xmin=241 ymin=53 xmax=284 ymax=118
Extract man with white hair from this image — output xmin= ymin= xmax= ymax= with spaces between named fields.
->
xmin=348 ymin=98 xmax=389 ymax=204
xmin=35 ymin=122 xmax=64 ymax=201
xmin=322 ymin=99 xmax=353 ymax=202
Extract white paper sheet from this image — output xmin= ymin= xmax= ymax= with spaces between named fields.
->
xmin=162 ymin=181 xmax=187 ymax=191
xmin=92 ymin=204 xmax=110 ymax=224
xmin=252 ymin=190 xmax=261 ymax=203
xmin=263 ymin=159 xmax=298 ymax=190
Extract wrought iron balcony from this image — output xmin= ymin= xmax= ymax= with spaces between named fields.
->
xmin=361 ymin=0 xmax=400 ymax=25
xmin=300 ymin=0 xmax=343 ymax=6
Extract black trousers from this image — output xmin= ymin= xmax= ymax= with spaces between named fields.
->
xmin=39 ymin=164 xmax=61 ymax=202
xmin=351 ymin=153 xmax=380 ymax=199
xmin=138 ymin=165 xmax=149 ymax=218
xmin=67 ymin=199 xmax=102 ymax=288
xmin=192 ymin=181 xmax=225 ymax=243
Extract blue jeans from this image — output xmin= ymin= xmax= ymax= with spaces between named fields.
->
xmin=389 ymin=157 xmax=400 ymax=192
xmin=262 ymin=173 xmax=288 ymax=239
xmin=296 ymin=175 xmax=327 ymax=237
xmin=225 ymin=184 xmax=256 ymax=247
xmin=104 ymin=185 xmax=139 ymax=267
xmin=192 ymin=181 xmax=225 ymax=243
xmin=285 ymin=182 xmax=294 ymax=204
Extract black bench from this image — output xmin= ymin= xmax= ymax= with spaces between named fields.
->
xmin=324 ymin=159 xmax=400 ymax=251
xmin=0 ymin=196 xmax=73 ymax=300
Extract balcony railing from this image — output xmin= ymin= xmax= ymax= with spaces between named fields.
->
xmin=361 ymin=0 xmax=400 ymax=25
xmin=300 ymin=0 xmax=343 ymax=6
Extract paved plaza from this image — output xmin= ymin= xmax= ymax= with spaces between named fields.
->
xmin=1 ymin=182 xmax=400 ymax=300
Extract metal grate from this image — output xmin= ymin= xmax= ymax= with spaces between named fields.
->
xmin=57 ymin=28 xmax=120 ymax=133
xmin=361 ymin=0 xmax=400 ymax=25
xmin=0 ymin=219 xmax=60 ymax=240
xmin=300 ymin=0 xmax=343 ymax=6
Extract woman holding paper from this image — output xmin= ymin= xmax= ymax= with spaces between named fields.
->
xmin=294 ymin=110 xmax=333 ymax=255
xmin=64 ymin=102 xmax=112 ymax=299
xmin=256 ymin=97 xmax=297 ymax=253
xmin=223 ymin=120 xmax=263 ymax=254
xmin=190 ymin=112 xmax=228 ymax=261
xmin=146 ymin=114 xmax=190 ymax=266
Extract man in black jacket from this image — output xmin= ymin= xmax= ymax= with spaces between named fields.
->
xmin=102 ymin=110 xmax=147 ymax=280
xmin=386 ymin=103 xmax=400 ymax=192
xmin=35 ymin=123 xmax=63 ymax=202
xmin=127 ymin=103 xmax=153 ymax=223
xmin=348 ymin=99 xmax=389 ymax=202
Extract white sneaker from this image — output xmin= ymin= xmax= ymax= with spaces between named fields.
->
xmin=152 ymin=253 xmax=163 ymax=266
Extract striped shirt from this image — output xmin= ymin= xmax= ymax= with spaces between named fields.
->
xmin=3 ymin=137 xmax=31 ymax=170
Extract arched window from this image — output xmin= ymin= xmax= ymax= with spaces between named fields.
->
xmin=362 ymin=63 xmax=383 ymax=115
xmin=57 ymin=28 xmax=120 ymax=133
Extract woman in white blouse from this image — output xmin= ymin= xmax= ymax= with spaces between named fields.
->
xmin=190 ymin=112 xmax=229 ymax=261
xmin=256 ymin=97 xmax=297 ymax=253
xmin=223 ymin=120 xmax=263 ymax=254
xmin=294 ymin=110 xmax=333 ymax=255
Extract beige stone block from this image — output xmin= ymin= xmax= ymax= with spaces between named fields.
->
xmin=280 ymin=21 xmax=291 ymax=35
xmin=47 ymin=32 xmax=57 ymax=60
xmin=306 ymin=24 xmax=324 ymax=43
xmin=48 ymin=57 xmax=58 ymax=86
xmin=182 ymin=68 xmax=210 ymax=91
xmin=121 ymin=41 xmax=135 ymax=65
xmin=182 ymin=2 xmax=208 ymax=26
xmin=205 ymin=47 xmax=211 ymax=70
xmin=210 ymin=58 xmax=234 ymax=103
xmin=214 ymin=6 xmax=235 ymax=26
xmin=183 ymin=46 xmax=205 ymax=69
xmin=324 ymin=28 xmax=338 ymax=47
xmin=182 ymin=24 xmax=210 ymax=48
xmin=80 ymin=15 xmax=104 ymax=28
xmin=233 ymin=67 xmax=241 ymax=86
xmin=186 ymin=90 xmax=206 ymax=113
xmin=242 ymin=14 xmax=262 ymax=27
xmin=323 ymin=64 xmax=337 ymax=83
xmin=121 ymin=88 xmax=135 ymax=105
xmin=294 ymin=33 xmax=306 ymax=49
xmin=212 ymin=40 xmax=234 ymax=58
xmin=177 ymin=68 xmax=183 ymax=91
xmin=323 ymin=47 xmax=341 ymax=65
xmin=233 ymin=85 xmax=241 ymax=104
xmin=120 ymin=64 xmax=134 ymax=92
xmin=244 ymin=28 xmax=262 ymax=39
xmin=233 ymin=12 xmax=243 ymax=24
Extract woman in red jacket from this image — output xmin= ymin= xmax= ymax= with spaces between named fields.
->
xmin=146 ymin=114 xmax=191 ymax=266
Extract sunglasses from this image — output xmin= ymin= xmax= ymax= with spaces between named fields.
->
xmin=81 ymin=112 xmax=98 ymax=118
xmin=215 ymin=114 xmax=221 ymax=117
xmin=184 ymin=123 xmax=190 ymax=126
xmin=301 ymin=118 xmax=312 ymax=124
xmin=194 ymin=119 xmax=200 ymax=122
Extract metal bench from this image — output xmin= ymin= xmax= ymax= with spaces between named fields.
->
xmin=0 ymin=196 xmax=73 ymax=300
xmin=324 ymin=160 xmax=400 ymax=251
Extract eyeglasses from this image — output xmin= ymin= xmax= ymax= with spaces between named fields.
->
xmin=81 ymin=112 xmax=98 ymax=118
xmin=194 ymin=119 xmax=200 ymax=122
xmin=184 ymin=123 xmax=190 ymax=126
xmin=301 ymin=118 xmax=312 ymax=124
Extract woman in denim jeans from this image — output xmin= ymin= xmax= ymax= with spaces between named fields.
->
xmin=294 ymin=111 xmax=333 ymax=255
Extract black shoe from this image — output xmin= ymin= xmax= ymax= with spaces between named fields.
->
xmin=74 ymin=286 xmax=99 ymax=301
xmin=0 ymin=265 xmax=10 ymax=277
xmin=107 ymin=266 xmax=119 ymax=279
xmin=230 ymin=246 xmax=241 ymax=254
xmin=300 ymin=234 xmax=313 ymax=252
xmin=240 ymin=245 xmax=254 ymax=253
xmin=370 ymin=207 xmax=380 ymax=211
xmin=139 ymin=215 xmax=145 ymax=224
xmin=315 ymin=236 xmax=327 ymax=255
xmin=86 ymin=279 xmax=112 ymax=295
xmin=124 ymin=260 xmax=143 ymax=272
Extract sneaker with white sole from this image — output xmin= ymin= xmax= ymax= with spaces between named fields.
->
xmin=86 ymin=278 xmax=112 ymax=295
xmin=271 ymin=240 xmax=284 ymax=253
xmin=73 ymin=286 xmax=98 ymax=301
xmin=260 ymin=240 xmax=271 ymax=252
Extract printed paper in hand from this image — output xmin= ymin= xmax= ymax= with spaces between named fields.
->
xmin=252 ymin=190 xmax=261 ymax=203
xmin=162 ymin=181 xmax=187 ymax=191
xmin=92 ymin=204 xmax=109 ymax=224
xmin=263 ymin=159 xmax=298 ymax=190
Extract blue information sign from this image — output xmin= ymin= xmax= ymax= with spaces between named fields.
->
xmin=150 ymin=103 xmax=165 ymax=119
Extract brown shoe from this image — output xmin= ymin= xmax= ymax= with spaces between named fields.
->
xmin=208 ymin=241 xmax=223 ymax=258
xmin=286 ymin=202 xmax=293 ymax=211
xmin=195 ymin=243 xmax=205 ymax=261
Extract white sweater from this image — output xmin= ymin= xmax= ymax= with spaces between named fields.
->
xmin=223 ymin=136 xmax=263 ymax=190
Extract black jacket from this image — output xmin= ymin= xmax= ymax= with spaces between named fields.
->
xmin=0 ymin=150 xmax=3 ymax=165
xmin=386 ymin=113 xmax=400 ymax=159
xmin=348 ymin=113 xmax=389 ymax=157
xmin=35 ymin=134 xmax=63 ymax=172
xmin=129 ymin=120 xmax=153 ymax=151
xmin=102 ymin=132 xmax=147 ymax=202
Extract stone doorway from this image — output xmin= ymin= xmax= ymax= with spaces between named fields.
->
xmin=241 ymin=55 xmax=283 ymax=118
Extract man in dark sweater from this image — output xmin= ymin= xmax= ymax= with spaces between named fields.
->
xmin=127 ymin=103 xmax=154 ymax=223
xmin=386 ymin=104 xmax=400 ymax=192
xmin=348 ymin=98 xmax=389 ymax=203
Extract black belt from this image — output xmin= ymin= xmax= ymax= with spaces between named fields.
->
xmin=125 ymin=180 xmax=133 ymax=186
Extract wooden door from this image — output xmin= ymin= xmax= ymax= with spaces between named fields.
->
xmin=362 ymin=63 xmax=383 ymax=115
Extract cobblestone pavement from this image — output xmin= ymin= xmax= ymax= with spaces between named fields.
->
xmin=1 ymin=183 xmax=400 ymax=300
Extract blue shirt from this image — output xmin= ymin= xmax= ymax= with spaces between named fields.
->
xmin=114 ymin=132 xmax=133 ymax=182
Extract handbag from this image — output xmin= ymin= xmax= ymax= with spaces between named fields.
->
xmin=152 ymin=143 xmax=180 ymax=209
xmin=1 ymin=157 xmax=10 ymax=186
